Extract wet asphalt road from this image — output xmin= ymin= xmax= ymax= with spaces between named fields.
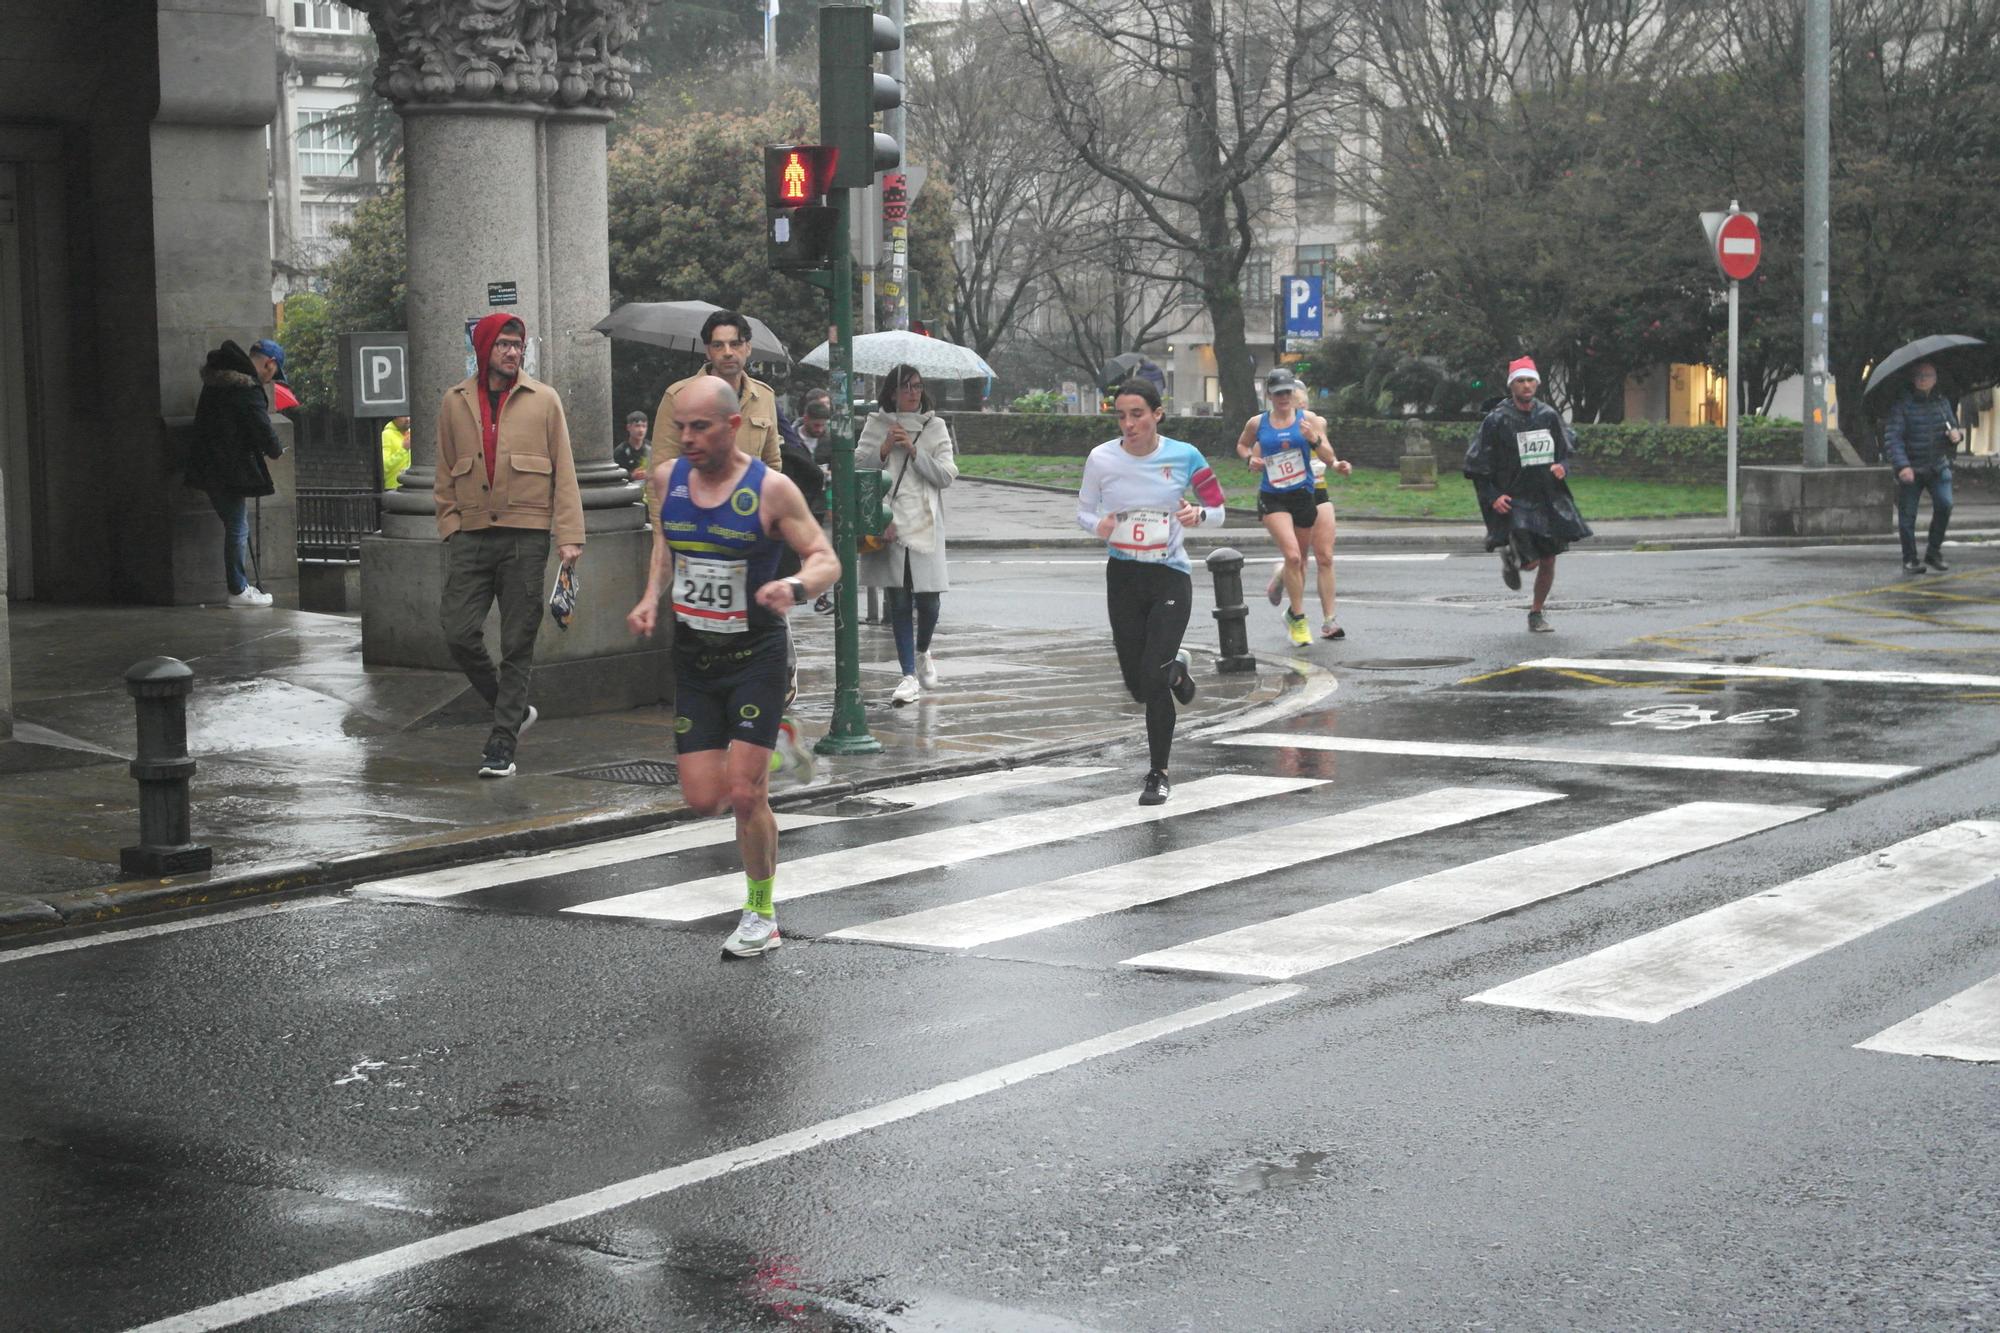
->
xmin=4 ymin=542 xmax=1998 ymax=1332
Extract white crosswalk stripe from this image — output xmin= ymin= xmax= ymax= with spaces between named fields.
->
xmin=828 ymin=786 xmax=1563 ymax=951
xmin=1122 ymin=801 xmax=1820 ymax=980
xmin=351 ymin=767 xmax=1107 ymax=901
xmin=1857 ymin=970 xmax=2000 ymax=1062
xmin=565 ymin=773 xmax=1322 ymax=923
xmin=1523 ymin=657 xmax=2000 ymax=689
xmin=1469 ymin=820 xmax=2000 ymax=1023
xmin=1216 ymin=733 xmax=1914 ymax=781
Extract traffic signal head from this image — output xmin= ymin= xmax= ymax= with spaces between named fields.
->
xmin=764 ymin=145 xmax=839 ymax=206
xmin=763 ymin=145 xmax=841 ymax=272
xmin=820 ymin=4 xmax=901 ymax=190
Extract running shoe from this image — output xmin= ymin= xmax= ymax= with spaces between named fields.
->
xmin=1527 ymin=610 xmax=1554 ymax=634
xmin=891 ymin=673 xmax=921 ymax=705
xmin=226 ymin=588 xmax=273 ymax=609
xmin=1320 ymin=619 xmax=1345 ymax=640
xmin=1285 ymin=611 xmax=1310 ymax=646
xmin=812 ymin=590 xmax=835 ymax=615
xmin=770 ymin=716 xmax=817 ymax=783
xmin=1265 ymin=569 xmax=1283 ymax=606
xmin=1170 ymin=648 xmax=1197 ymax=705
xmin=519 ymin=705 xmax=539 ymax=737
xmin=1139 ymin=769 xmax=1171 ymax=806
xmin=722 ymin=910 xmax=782 ymax=958
xmin=1499 ymin=546 xmax=1522 ymax=591
xmin=477 ymin=730 xmax=516 ymax=778
xmin=917 ymin=651 xmax=940 ymax=689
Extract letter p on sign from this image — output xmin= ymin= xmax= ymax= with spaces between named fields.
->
xmin=356 ymin=344 xmax=407 ymax=410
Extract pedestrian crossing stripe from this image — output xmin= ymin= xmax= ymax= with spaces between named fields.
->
xmin=829 ymin=786 xmax=1564 ymax=951
xmin=351 ymin=767 xmax=1109 ymax=901
xmin=1522 ymin=657 xmax=2000 ymax=690
xmin=1121 ymin=801 xmax=1820 ymax=980
xmin=1216 ymin=733 xmax=1914 ymax=781
xmin=1468 ymin=820 xmax=2000 ymax=1024
xmin=563 ymin=774 xmax=1323 ymax=924
xmin=1856 ymin=969 xmax=2000 ymax=1062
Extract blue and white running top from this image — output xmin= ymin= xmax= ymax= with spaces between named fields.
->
xmin=1076 ymin=436 xmax=1227 ymax=575
xmin=1256 ymin=411 xmax=1315 ymax=492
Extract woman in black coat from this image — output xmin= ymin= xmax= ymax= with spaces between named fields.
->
xmin=184 ymin=340 xmax=284 ymax=607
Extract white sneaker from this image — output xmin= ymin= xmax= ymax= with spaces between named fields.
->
xmin=891 ymin=674 xmax=921 ymax=705
xmin=770 ymin=716 xmax=817 ymax=784
xmin=226 ymin=588 xmax=272 ymax=609
xmin=722 ymin=910 xmax=782 ymax=958
xmin=916 ymin=651 xmax=940 ymax=689
xmin=519 ymin=705 xmax=539 ymax=737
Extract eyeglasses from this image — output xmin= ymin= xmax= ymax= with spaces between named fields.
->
xmin=493 ymin=338 xmax=525 ymax=351
xmin=898 ymin=379 xmax=925 ymax=391
xmin=706 ymin=338 xmax=750 ymax=351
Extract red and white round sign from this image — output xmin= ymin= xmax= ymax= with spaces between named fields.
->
xmin=1715 ymin=213 xmax=1762 ymax=281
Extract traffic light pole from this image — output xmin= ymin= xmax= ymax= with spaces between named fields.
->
xmin=815 ymin=186 xmax=881 ymax=755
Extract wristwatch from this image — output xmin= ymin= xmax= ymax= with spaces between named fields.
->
xmin=787 ymin=577 xmax=809 ymax=604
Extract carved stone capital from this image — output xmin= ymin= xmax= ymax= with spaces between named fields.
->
xmin=352 ymin=0 xmax=648 ymax=111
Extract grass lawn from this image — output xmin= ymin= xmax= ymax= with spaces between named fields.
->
xmin=955 ymin=454 xmax=1725 ymax=520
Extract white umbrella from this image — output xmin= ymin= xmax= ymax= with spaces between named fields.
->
xmin=800 ymin=329 xmax=996 ymax=381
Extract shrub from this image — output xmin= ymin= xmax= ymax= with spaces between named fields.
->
xmin=1009 ymin=389 xmax=1067 ymax=414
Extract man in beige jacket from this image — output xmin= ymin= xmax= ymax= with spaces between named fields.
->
xmin=651 ymin=308 xmax=782 ymax=474
xmin=435 ymin=312 xmax=585 ymax=778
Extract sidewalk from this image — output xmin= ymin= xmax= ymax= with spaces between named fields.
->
xmin=0 ymin=600 xmax=1314 ymax=937
xmin=949 ymin=475 xmax=2000 ymax=552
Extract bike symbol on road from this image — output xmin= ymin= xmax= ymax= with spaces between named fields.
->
xmin=1611 ymin=704 xmax=1799 ymax=731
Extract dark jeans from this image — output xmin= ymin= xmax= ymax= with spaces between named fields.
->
xmin=1895 ymin=465 xmax=1953 ymax=562
xmin=885 ymin=587 xmax=941 ymax=675
xmin=441 ymin=528 xmax=551 ymax=739
xmin=205 ymin=490 xmax=251 ymax=594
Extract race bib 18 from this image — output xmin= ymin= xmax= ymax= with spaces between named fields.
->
xmin=1265 ymin=449 xmax=1310 ymax=486
xmin=1515 ymin=428 xmax=1556 ymax=466
xmin=672 ymin=552 xmax=749 ymax=633
xmin=1111 ymin=508 xmax=1172 ymax=562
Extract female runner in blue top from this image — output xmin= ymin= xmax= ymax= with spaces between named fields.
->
xmin=1234 ymin=367 xmax=1350 ymax=644
xmin=1076 ymin=379 xmax=1228 ymax=805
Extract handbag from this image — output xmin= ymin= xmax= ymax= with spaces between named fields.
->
xmin=859 ymin=454 xmax=907 ymax=554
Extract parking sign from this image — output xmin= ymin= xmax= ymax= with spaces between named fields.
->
xmin=338 ymin=332 xmax=410 ymax=417
xmin=1283 ymin=276 xmax=1323 ymax=341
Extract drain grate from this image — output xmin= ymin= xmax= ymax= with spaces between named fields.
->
xmin=564 ymin=759 xmax=680 ymax=787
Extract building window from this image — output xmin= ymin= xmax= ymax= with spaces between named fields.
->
xmin=1243 ymin=256 xmax=1272 ymax=305
xmin=1296 ymin=244 xmax=1337 ymax=281
xmin=296 ymin=109 xmax=359 ymax=178
xmin=301 ymin=200 xmax=356 ymax=243
xmin=293 ymin=2 xmax=356 ymax=32
xmin=1297 ymin=135 xmax=1339 ymax=208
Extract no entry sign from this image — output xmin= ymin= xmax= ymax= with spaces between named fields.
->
xmin=1713 ymin=212 xmax=1761 ymax=281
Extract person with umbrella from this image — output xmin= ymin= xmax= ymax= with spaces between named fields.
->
xmin=856 ymin=364 xmax=958 ymax=705
xmin=651 ymin=309 xmax=783 ymax=482
xmin=1881 ymin=361 xmax=1962 ymax=573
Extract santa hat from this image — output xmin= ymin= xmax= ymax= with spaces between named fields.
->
xmin=1507 ymin=357 xmax=1539 ymax=385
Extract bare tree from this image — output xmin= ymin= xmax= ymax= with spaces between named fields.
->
xmin=1008 ymin=0 xmax=1347 ymax=423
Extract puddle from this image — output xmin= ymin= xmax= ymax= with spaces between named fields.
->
xmin=1222 ymin=1150 xmax=1331 ymax=1195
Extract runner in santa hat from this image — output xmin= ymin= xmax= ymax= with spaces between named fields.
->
xmin=1462 ymin=357 xmax=1591 ymax=633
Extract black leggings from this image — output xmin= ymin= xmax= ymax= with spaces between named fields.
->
xmin=1106 ymin=559 xmax=1193 ymax=772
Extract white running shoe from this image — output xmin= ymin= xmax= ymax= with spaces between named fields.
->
xmin=722 ymin=910 xmax=782 ymax=958
xmin=519 ymin=704 xmax=539 ymax=737
xmin=916 ymin=651 xmax=940 ymax=689
xmin=226 ymin=588 xmax=272 ymax=609
xmin=771 ymin=716 xmax=817 ymax=783
xmin=891 ymin=673 xmax=921 ymax=705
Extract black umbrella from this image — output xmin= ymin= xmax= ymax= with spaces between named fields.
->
xmin=593 ymin=301 xmax=791 ymax=367
xmin=1862 ymin=334 xmax=1999 ymax=405
xmin=1098 ymin=352 xmax=1156 ymax=389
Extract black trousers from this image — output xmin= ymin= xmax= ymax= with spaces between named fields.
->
xmin=1106 ymin=559 xmax=1193 ymax=772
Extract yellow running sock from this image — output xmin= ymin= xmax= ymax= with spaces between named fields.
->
xmin=746 ymin=875 xmax=775 ymax=918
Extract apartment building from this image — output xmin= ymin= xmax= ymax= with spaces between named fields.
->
xmin=267 ymin=0 xmax=378 ymax=301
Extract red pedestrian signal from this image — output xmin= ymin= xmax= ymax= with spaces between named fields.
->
xmin=764 ymin=145 xmax=840 ymax=207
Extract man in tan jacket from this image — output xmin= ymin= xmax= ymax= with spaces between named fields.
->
xmin=651 ymin=308 xmax=782 ymax=475
xmin=435 ymin=312 xmax=584 ymax=778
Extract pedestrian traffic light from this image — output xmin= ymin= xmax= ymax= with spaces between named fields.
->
xmin=819 ymin=3 xmax=901 ymax=190
xmin=763 ymin=144 xmax=840 ymax=271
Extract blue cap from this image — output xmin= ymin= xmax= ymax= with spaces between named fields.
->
xmin=250 ymin=338 xmax=286 ymax=371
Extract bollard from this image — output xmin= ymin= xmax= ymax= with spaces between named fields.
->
xmin=1398 ymin=418 xmax=1438 ymax=490
xmin=119 ymin=657 xmax=213 ymax=878
xmin=1204 ymin=547 xmax=1259 ymax=674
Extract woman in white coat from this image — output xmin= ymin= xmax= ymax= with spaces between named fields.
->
xmin=856 ymin=364 xmax=957 ymax=704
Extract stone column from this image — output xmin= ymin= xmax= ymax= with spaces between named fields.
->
xmin=355 ymin=0 xmax=664 ymax=713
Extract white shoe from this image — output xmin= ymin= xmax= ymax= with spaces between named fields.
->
xmin=916 ymin=651 xmax=940 ymax=689
xmin=519 ymin=705 xmax=539 ymax=737
xmin=722 ymin=910 xmax=782 ymax=958
xmin=770 ymin=716 xmax=817 ymax=784
xmin=890 ymin=674 xmax=921 ymax=705
xmin=226 ymin=588 xmax=272 ymax=609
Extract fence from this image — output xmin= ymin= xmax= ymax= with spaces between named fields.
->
xmin=293 ymin=408 xmax=382 ymax=561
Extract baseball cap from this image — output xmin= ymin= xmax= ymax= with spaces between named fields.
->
xmin=1264 ymin=367 xmax=1302 ymax=394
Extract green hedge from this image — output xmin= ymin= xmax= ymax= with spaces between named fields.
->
xmin=941 ymin=412 xmax=1807 ymax=483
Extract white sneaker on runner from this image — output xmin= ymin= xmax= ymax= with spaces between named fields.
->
xmin=771 ymin=716 xmax=816 ymax=783
xmin=891 ymin=674 xmax=921 ymax=705
xmin=916 ymin=651 xmax=940 ymax=689
xmin=519 ymin=704 xmax=539 ymax=737
xmin=722 ymin=910 xmax=782 ymax=958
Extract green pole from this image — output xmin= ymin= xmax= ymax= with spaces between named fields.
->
xmin=816 ymin=184 xmax=881 ymax=755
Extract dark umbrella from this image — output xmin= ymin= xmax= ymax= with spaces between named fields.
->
xmin=593 ymin=301 xmax=791 ymax=368
xmin=1862 ymin=334 xmax=1999 ymax=405
xmin=1098 ymin=352 xmax=1155 ymax=389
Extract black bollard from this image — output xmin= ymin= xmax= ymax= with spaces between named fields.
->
xmin=1204 ymin=547 xmax=1258 ymax=674
xmin=119 ymin=657 xmax=213 ymax=878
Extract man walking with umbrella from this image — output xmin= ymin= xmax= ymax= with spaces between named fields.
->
xmin=1883 ymin=361 xmax=1962 ymax=573
xmin=653 ymin=309 xmax=783 ymax=474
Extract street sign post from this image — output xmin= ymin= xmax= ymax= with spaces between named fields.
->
xmin=1700 ymin=204 xmax=1761 ymax=535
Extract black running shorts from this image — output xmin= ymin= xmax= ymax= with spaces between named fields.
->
xmin=1256 ymin=487 xmax=1318 ymax=528
xmin=672 ymin=630 xmax=788 ymax=753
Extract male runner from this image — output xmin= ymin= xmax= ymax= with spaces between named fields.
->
xmin=627 ymin=376 xmax=839 ymax=957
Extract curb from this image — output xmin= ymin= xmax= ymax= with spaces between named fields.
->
xmin=2 ymin=653 xmax=1327 ymax=946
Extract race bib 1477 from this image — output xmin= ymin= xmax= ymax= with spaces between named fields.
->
xmin=1515 ymin=428 xmax=1556 ymax=466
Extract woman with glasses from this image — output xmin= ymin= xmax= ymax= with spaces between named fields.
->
xmin=855 ymin=364 xmax=958 ymax=705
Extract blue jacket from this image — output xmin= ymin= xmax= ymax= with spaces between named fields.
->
xmin=1882 ymin=389 xmax=1958 ymax=473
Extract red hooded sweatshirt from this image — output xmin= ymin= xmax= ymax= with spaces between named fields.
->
xmin=470 ymin=312 xmax=525 ymax=485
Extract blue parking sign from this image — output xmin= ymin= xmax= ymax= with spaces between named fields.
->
xmin=1282 ymin=275 xmax=1323 ymax=341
